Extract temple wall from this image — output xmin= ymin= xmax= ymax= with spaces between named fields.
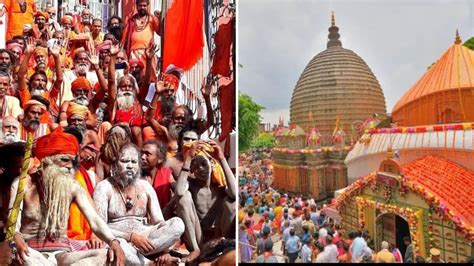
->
xmin=393 ymin=90 xmax=474 ymax=127
xmin=272 ymin=149 xmax=348 ymax=200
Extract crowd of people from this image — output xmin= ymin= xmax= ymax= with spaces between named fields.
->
xmin=237 ymin=149 xmax=451 ymax=264
xmin=0 ymin=0 xmax=236 ymax=265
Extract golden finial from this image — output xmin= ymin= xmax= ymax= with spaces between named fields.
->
xmin=331 ymin=11 xmax=335 ymax=26
xmin=386 ymin=147 xmax=393 ymax=159
xmin=455 ymin=29 xmax=462 ymax=44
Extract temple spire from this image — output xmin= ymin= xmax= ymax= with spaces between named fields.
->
xmin=327 ymin=11 xmax=342 ymax=48
xmin=455 ymin=29 xmax=462 ymax=44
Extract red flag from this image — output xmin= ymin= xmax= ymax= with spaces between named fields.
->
xmin=211 ymin=17 xmax=234 ymax=77
xmin=218 ymin=79 xmax=235 ymax=141
xmin=163 ymin=0 xmax=204 ymax=71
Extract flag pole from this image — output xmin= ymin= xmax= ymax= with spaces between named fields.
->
xmin=158 ymin=0 xmax=167 ymax=78
xmin=3 ymin=121 xmax=39 ymax=241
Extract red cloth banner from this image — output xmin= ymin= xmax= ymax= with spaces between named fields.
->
xmin=212 ymin=17 xmax=234 ymax=77
xmin=218 ymin=79 xmax=234 ymax=141
xmin=163 ymin=0 xmax=204 ymax=71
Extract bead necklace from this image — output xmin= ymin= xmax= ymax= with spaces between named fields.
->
xmin=134 ymin=15 xmax=149 ymax=32
xmin=117 ymin=184 xmax=137 ymax=211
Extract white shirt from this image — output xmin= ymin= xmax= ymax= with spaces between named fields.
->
xmin=325 ymin=244 xmax=339 ymax=263
xmin=1 ymin=95 xmax=23 ymax=119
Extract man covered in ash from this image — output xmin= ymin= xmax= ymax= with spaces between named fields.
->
xmin=93 ymin=143 xmax=185 ymax=265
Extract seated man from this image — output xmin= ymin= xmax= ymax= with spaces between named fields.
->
xmin=66 ymin=102 xmax=100 ymax=149
xmin=9 ymin=127 xmax=125 ymax=265
xmin=19 ymin=97 xmax=51 ymax=140
xmin=175 ymin=140 xmax=236 ymax=262
xmin=140 ymin=140 xmax=176 ymax=217
xmin=93 ymin=143 xmax=185 ymax=265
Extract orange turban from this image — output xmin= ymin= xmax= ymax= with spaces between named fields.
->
xmin=35 ymin=47 xmax=48 ymax=57
xmin=61 ymin=15 xmax=73 ymax=24
xmin=34 ymin=11 xmax=49 ymax=20
xmin=183 ymin=142 xmax=227 ymax=187
xmin=67 ymin=102 xmax=89 ymax=119
xmin=71 ymin=77 xmax=92 ymax=93
xmin=161 ymin=73 xmax=179 ymax=90
xmin=24 ymin=99 xmax=47 ymax=112
xmin=35 ymin=127 xmax=79 ymax=160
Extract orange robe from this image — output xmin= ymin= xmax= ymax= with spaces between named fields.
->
xmin=122 ymin=15 xmax=159 ymax=78
xmin=3 ymin=0 xmax=36 ymax=40
xmin=67 ymin=167 xmax=94 ymax=240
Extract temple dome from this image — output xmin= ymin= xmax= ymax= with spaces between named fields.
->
xmin=392 ymin=31 xmax=474 ymax=126
xmin=289 ymin=14 xmax=387 ymax=145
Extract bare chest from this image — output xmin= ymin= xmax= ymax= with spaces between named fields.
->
xmin=106 ymin=185 xmax=148 ymax=220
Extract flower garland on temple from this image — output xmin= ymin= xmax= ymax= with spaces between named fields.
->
xmin=364 ymin=122 xmax=473 ymax=135
xmin=403 ymin=179 xmax=474 ymax=241
xmin=272 ymin=146 xmax=352 ymax=154
xmin=355 ymin=197 xmax=422 ymax=255
xmin=334 ymin=171 xmax=474 ymax=242
xmin=334 ymin=172 xmax=377 ymax=210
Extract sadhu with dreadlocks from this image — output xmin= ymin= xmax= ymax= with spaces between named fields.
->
xmin=95 ymin=124 xmax=132 ymax=181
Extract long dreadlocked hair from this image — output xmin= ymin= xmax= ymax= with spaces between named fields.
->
xmin=40 ymin=155 xmax=73 ymax=238
xmin=100 ymin=124 xmax=131 ymax=165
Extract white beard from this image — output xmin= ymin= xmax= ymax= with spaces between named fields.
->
xmin=31 ymin=88 xmax=46 ymax=96
xmin=117 ymin=91 xmax=135 ymax=110
xmin=2 ymin=132 xmax=19 ymax=143
xmin=73 ymin=95 xmax=90 ymax=106
xmin=75 ymin=63 xmax=89 ymax=75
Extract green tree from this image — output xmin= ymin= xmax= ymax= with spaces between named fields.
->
xmin=464 ymin=37 xmax=474 ymax=50
xmin=239 ymin=92 xmax=263 ymax=151
xmin=251 ymin=132 xmax=275 ymax=149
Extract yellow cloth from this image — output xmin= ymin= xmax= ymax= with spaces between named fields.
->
xmin=67 ymin=102 xmax=89 ymax=119
xmin=183 ymin=142 xmax=227 ymax=187
xmin=375 ymin=250 xmax=395 ymax=263
xmin=274 ymin=206 xmax=283 ymax=218
xmin=238 ymin=209 xmax=245 ymax=224
xmin=67 ymin=171 xmax=92 ymax=240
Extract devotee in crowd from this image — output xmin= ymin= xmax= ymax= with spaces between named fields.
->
xmin=122 ymin=0 xmax=160 ymax=69
xmin=0 ymin=2 xmax=235 ymax=264
xmin=404 ymin=236 xmax=414 ymax=262
xmin=285 ymin=228 xmax=301 ymax=263
xmin=375 ymin=241 xmax=395 ymax=263
xmin=255 ymin=239 xmax=279 ymax=263
xmin=1 ymin=116 xmax=21 ymax=144
xmin=427 ymin=248 xmax=444 ymax=263
xmin=175 ymin=139 xmax=236 ymax=262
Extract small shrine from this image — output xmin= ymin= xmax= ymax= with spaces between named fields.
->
xmin=335 ymin=151 xmax=474 ymax=262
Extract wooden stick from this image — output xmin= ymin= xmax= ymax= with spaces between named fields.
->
xmin=3 ymin=130 xmax=34 ymax=241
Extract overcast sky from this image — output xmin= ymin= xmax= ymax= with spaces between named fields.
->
xmin=237 ymin=0 xmax=474 ymax=126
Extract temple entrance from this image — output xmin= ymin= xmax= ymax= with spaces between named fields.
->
xmin=375 ymin=213 xmax=410 ymax=257
xmin=396 ymin=215 xmax=410 ymax=258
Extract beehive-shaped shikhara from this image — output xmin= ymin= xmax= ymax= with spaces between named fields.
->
xmin=290 ymin=13 xmax=387 ymax=145
xmin=392 ymin=31 xmax=474 ymax=126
